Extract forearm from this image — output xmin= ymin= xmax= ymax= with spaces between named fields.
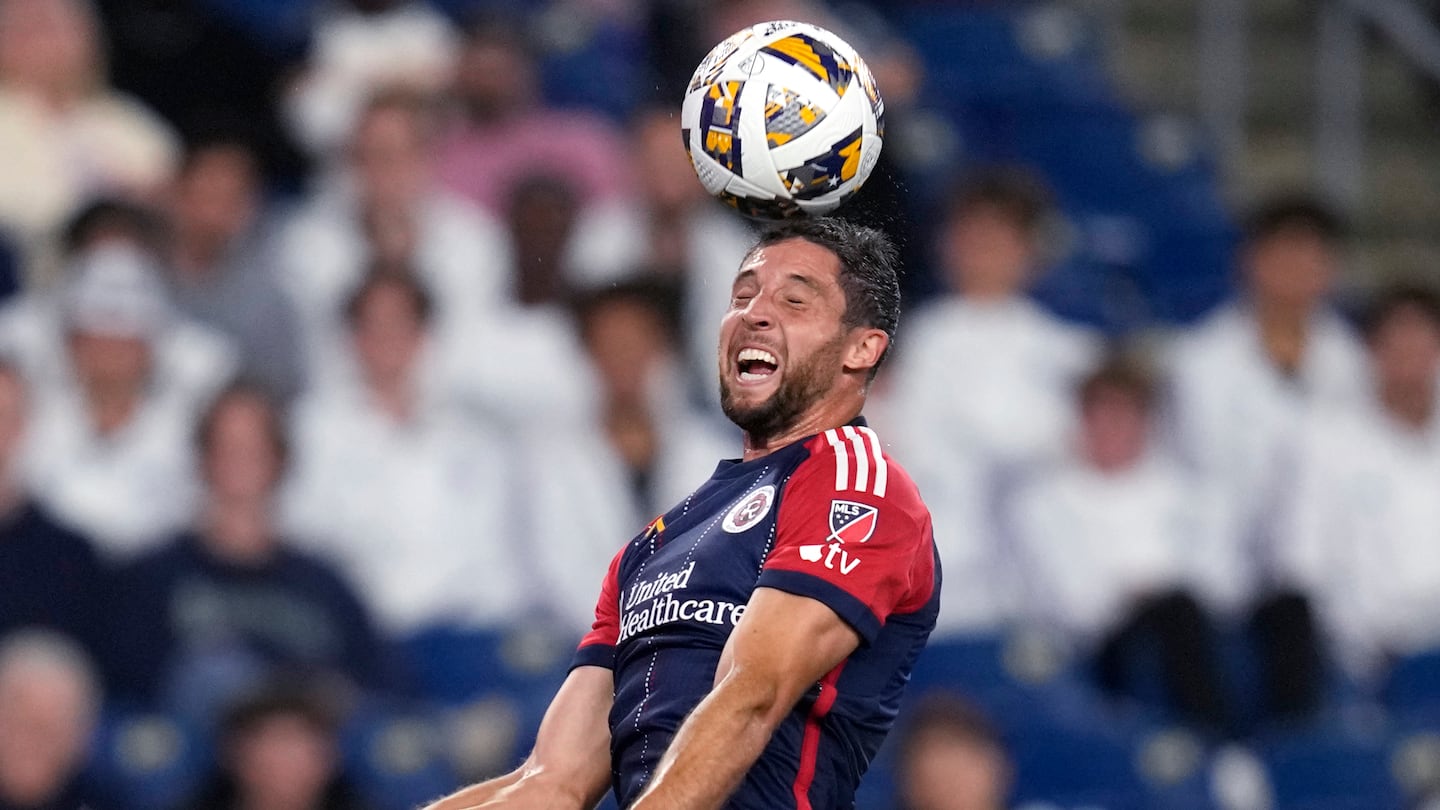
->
xmin=423 ymin=666 xmax=614 ymax=810
xmin=420 ymin=768 xmax=521 ymax=810
xmin=630 ymin=671 xmax=785 ymax=810
xmin=422 ymin=761 xmax=597 ymax=810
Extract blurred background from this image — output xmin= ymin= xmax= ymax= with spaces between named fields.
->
xmin=0 ymin=0 xmax=1438 ymax=808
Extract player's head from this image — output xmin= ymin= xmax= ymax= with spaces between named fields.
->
xmin=348 ymin=88 xmax=437 ymax=212
xmin=215 ymin=680 xmax=345 ymax=810
xmin=1076 ymin=356 xmax=1156 ymax=474
xmin=344 ymin=269 xmax=433 ymax=392
xmin=938 ymin=166 xmax=1051 ymax=300
xmin=1361 ymin=283 xmax=1440 ymax=399
xmin=196 ymin=381 xmax=290 ymax=504
xmin=719 ymin=218 xmax=898 ymax=440
xmin=575 ymin=277 xmax=682 ymax=406
xmin=0 ymin=630 xmax=100 ymax=808
xmin=1241 ymin=193 xmax=1344 ymax=314
xmin=173 ymin=135 xmax=262 ymax=253
xmin=895 ymin=692 xmax=1010 ymax=810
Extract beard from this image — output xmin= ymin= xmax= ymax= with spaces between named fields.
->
xmin=719 ymin=334 xmax=846 ymax=441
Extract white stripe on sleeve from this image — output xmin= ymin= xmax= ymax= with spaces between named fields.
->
xmin=824 ymin=429 xmax=850 ymax=491
xmin=859 ymin=426 xmax=888 ymax=498
xmin=842 ymin=425 xmax=870 ymax=493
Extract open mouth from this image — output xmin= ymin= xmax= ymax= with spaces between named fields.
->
xmin=736 ymin=347 xmax=779 ymax=382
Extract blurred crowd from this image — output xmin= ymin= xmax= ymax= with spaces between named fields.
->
xmin=0 ymin=0 xmax=1438 ymax=808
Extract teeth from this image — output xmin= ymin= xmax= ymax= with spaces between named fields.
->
xmin=737 ymin=348 xmax=778 ymax=365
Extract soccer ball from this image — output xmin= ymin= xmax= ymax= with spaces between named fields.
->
xmin=681 ymin=20 xmax=884 ymax=219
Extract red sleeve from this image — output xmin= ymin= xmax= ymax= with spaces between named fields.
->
xmin=571 ymin=546 xmax=624 ymax=670
xmin=757 ymin=426 xmax=934 ymax=644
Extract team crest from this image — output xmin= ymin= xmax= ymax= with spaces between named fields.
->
xmin=723 ymin=485 xmax=776 ymax=533
xmin=828 ymin=500 xmax=878 ymax=544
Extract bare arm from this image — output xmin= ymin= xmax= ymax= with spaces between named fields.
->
xmin=628 ymin=587 xmax=861 ymax=810
xmin=421 ymin=664 xmax=614 ymax=810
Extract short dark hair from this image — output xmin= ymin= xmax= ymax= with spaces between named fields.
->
xmin=1360 ymin=283 xmax=1440 ymax=343
xmin=60 ymin=198 xmax=165 ymax=259
xmin=747 ymin=217 xmax=901 ymax=379
xmin=944 ymin=166 xmax=1053 ymax=235
xmin=1078 ymin=354 xmax=1157 ymax=413
xmin=343 ymin=270 xmax=434 ymax=330
xmin=571 ymin=275 xmax=683 ymax=347
xmin=1244 ymin=192 xmax=1345 ymax=244
xmin=895 ymin=691 xmax=1006 ymax=762
xmin=220 ymin=678 xmax=342 ymax=740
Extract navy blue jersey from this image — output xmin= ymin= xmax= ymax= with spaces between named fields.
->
xmin=572 ymin=420 xmax=940 ymax=809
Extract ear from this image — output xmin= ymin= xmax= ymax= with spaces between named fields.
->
xmin=842 ymin=328 xmax=889 ymax=376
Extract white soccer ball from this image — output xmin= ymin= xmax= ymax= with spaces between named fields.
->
xmin=681 ymin=20 xmax=884 ymax=219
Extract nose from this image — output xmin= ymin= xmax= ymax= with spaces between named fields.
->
xmin=738 ymin=293 xmax=775 ymax=330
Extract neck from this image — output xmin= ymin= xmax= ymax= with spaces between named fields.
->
xmin=204 ymin=496 xmax=274 ymax=565
xmin=86 ymin=383 xmax=143 ymax=436
xmin=1254 ymin=302 xmax=1312 ymax=374
xmin=1382 ymin=383 xmax=1435 ymax=431
xmin=366 ymin=370 xmax=417 ymax=423
xmin=170 ymin=233 xmax=230 ymax=279
xmin=740 ymin=393 xmax=865 ymax=462
xmin=0 ymin=473 xmax=25 ymax=521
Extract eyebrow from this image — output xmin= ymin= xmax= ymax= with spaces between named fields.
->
xmin=786 ymin=272 xmax=823 ymax=291
xmin=731 ymin=269 xmax=824 ymax=290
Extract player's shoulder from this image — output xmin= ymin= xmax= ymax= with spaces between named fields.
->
xmin=792 ymin=423 xmax=925 ymax=507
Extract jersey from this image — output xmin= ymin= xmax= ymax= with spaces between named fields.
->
xmin=571 ymin=418 xmax=940 ymax=809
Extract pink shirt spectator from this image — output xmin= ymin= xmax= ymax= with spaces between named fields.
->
xmin=435 ymin=110 xmax=633 ymax=216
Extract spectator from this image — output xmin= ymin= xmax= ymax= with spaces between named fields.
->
xmin=884 ymin=167 xmax=1100 ymax=636
xmin=180 ymin=680 xmax=367 ymax=810
xmin=283 ymin=0 xmax=459 ymax=159
xmin=284 ymin=273 xmax=527 ymax=632
xmin=1007 ymin=359 xmax=1237 ymax=732
xmin=165 ymin=136 xmax=305 ymax=400
xmin=0 ymin=235 xmax=238 ymax=556
xmin=0 ymin=0 xmax=178 ymax=283
xmin=1276 ymin=284 xmax=1440 ymax=682
xmin=1166 ymin=193 xmax=1366 ymax=603
xmin=564 ymin=106 xmax=755 ymax=401
xmin=435 ymin=15 xmax=632 ymax=217
xmin=0 ymin=630 xmax=105 ymax=810
xmin=894 ymin=692 xmax=1011 ymax=810
xmin=573 ymin=278 xmax=734 ymax=519
xmin=0 ymin=361 xmax=108 ymax=662
xmin=110 ymin=383 xmax=393 ymax=713
xmin=278 ymin=88 xmax=512 ymax=388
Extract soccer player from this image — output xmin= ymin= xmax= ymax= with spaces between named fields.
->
xmin=425 ymin=219 xmax=939 ymax=809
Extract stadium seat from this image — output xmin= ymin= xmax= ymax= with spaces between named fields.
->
xmin=341 ymin=700 xmax=460 ymax=810
xmin=1387 ymin=649 xmax=1440 ymax=716
xmin=1256 ymin=722 xmax=1404 ymax=809
xmin=889 ymin=2 xmax=1236 ymax=331
xmin=85 ymin=708 xmax=210 ymax=810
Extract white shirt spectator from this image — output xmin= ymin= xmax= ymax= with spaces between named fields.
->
xmin=879 ymin=295 xmax=1100 ymax=636
xmin=284 ymin=1 xmax=458 ymax=157
xmin=276 ymin=186 xmax=514 ymax=387
xmin=283 ymin=382 xmax=635 ymax=635
xmin=437 ymin=304 xmax=598 ymax=430
xmin=1276 ymin=397 xmax=1440 ymax=678
xmin=1007 ymin=454 xmax=1240 ymax=643
xmin=284 ymin=382 xmax=519 ymax=634
xmin=0 ymin=246 xmax=237 ymax=556
xmin=1165 ymin=302 xmax=1368 ymax=586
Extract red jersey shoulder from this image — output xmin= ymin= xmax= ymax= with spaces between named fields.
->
xmin=795 ymin=425 xmax=927 ymax=513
